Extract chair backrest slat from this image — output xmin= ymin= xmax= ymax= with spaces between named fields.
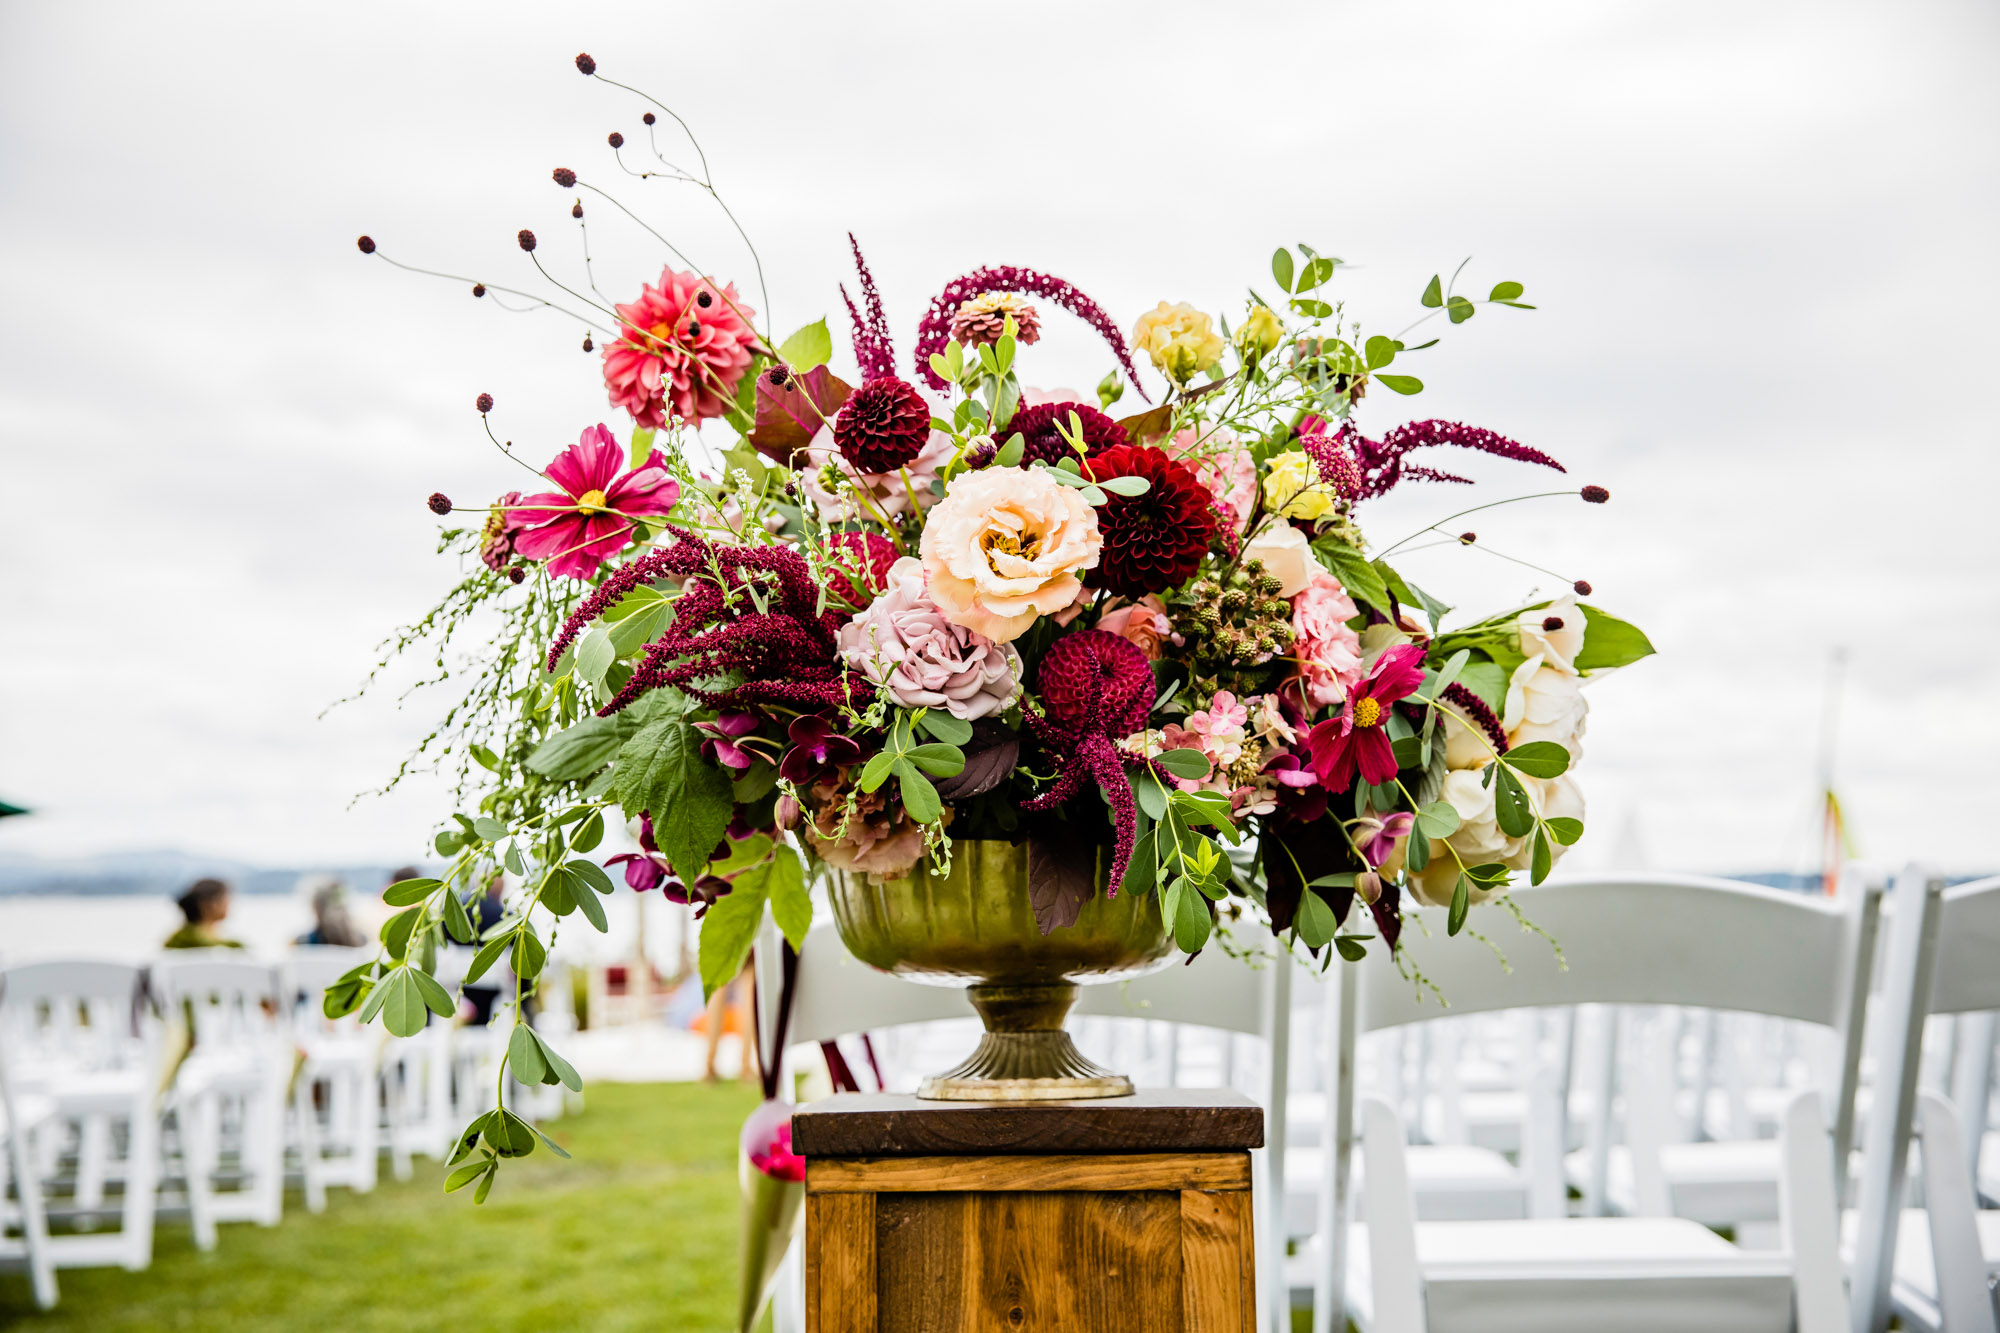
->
xmin=1357 ymin=875 xmax=1867 ymax=1031
xmin=1928 ymin=875 xmax=2000 ymax=1016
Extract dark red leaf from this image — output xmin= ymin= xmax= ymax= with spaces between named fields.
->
xmin=747 ymin=366 xmax=852 ymax=466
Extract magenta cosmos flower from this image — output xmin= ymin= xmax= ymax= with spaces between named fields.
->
xmin=1306 ymin=643 xmax=1429 ymax=792
xmin=511 ymin=424 xmax=679 ymax=580
xmin=602 ymin=268 xmax=760 ymax=429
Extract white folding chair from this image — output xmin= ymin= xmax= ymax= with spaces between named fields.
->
xmin=154 ymin=952 xmax=291 ymax=1245
xmin=283 ymin=947 xmax=406 ymax=1198
xmin=1847 ymin=871 xmax=2000 ymax=1333
xmin=1560 ymin=868 xmax=1884 ymax=1231
xmin=0 ymin=1021 xmax=57 ymax=1308
xmin=1316 ymin=874 xmax=1864 ymax=1333
xmin=755 ymin=919 xmax=1297 ymax=1333
xmin=0 ymin=960 xmax=163 ymax=1272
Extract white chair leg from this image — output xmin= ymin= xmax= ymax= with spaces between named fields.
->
xmin=6 ymin=1115 xmax=57 ymax=1309
xmin=296 ymin=1079 xmax=327 ymax=1214
xmin=354 ymin=1067 xmax=380 ymax=1193
xmin=74 ymin=1113 xmax=109 ymax=1211
xmin=1361 ymin=1097 xmax=1426 ymax=1333
xmin=1779 ymin=1090 xmax=1850 ymax=1333
xmin=121 ymin=1101 xmax=159 ymax=1271
xmin=1916 ymin=1093 xmax=2000 ymax=1333
xmin=252 ymin=1076 xmax=286 ymax=1226
xmin=182 ymin=1098 xmax=218 ymax=1253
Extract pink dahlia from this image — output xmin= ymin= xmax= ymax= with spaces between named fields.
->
xmin=510 ymin=424 xmax=680 ymax=580
xmin=602 ymin=268 xmax=759 ymax=429
xmin=1306 ymin=643 xmax=1429 ymax=793
xmin=1290 ymin=572 xmax=1365 ymax=711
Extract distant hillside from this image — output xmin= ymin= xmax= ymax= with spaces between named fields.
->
xmin=0 ymin=850 xmax=422 ymax=897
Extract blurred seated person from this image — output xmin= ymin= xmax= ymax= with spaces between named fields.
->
xmin=296 ymin=877 xmax=368 ymax=948
xmin=164 ymin=877 xmax=244 ymax=950
xmin=462 ymin=872 xmax=508 ymax=1026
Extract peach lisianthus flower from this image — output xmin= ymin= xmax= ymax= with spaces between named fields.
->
xmin=1097 ymin=596 xmax=1173 ymax=660
xmin=919 ymin=467 xmax=1101 ymax=642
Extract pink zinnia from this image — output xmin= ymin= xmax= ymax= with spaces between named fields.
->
xmin=1306 ymin=643 xmax=1429 ymax=793
xmin=602 ymin=268 xmax=760 ymax=429
xmin=510 ymin=424 xmax=680 ymax=580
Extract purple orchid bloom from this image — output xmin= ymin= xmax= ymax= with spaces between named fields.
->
xmin=697 ymin=711 xmax=763 ymax=771
xmin=1356 ymin=812 xmax=1415 ymax=868
xmin=779 ymin=715 xmax=861 ymax=785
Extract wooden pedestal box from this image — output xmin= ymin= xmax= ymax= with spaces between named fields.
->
xmin=793 ymin=1090 xmax=1263 ymax=1333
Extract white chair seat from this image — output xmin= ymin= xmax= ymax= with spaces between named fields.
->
xmin=1839 ymin=1206 xmax=2000 ymax=1327
xmin=1565 ymin=1139 xmax=1783 ymax=1225
xmin=1348 ymin=1218 xmax=1794 ymax=1333
xmin=1287 ymin=1143 xmax=1530 ymax=1235
xmin=0 ymin=1092 xmax=57 ymax=1136
xmin=29 ymin=1068 xmax=150 ymax=1114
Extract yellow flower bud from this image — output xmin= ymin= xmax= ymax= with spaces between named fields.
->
xmin=1262 ymin=450 xmax=1336 ymax=521
xmin=1236 ymin=304 xmax=1283 ymax=360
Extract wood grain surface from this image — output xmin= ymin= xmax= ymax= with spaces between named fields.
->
xmin=874 ymin=1190 xmax=1186 ymax=1332
xmin=793 ymin=1089 xmax=1263 ymax=1158
xmin=807 ymin=1153 xmax=1251 ymax=1195
xmin=806 ymin=1191 xmax=876 ymax=1333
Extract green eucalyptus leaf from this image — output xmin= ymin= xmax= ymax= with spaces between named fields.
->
xmin=1493 ymin=764 xmax=1535 ymax=838
xmin=1295 ymin=887 xmax=1339 ymax=949
xmin=1375 ymin=374 xmax=1424 ymax=396
xmin=777 ymin=318 xmax=832 ymax=373
xmin=917 ymin=711 xmax=973 ymax=745
xmin=1546 ymin=816 xmax=1585 ymax=846
xmin=383 ymin=877 xmax=440 ymax=908
xmin=1448 ymin=875 xmax=1471 ymax=936
xmin=1416 ymin=800 xmax=1461 ymax=839
xmin=508 ymin=1023 xmax=548 ymax=1086
xmin=1154 ymin=748 xmax=1212 ymax=781
xmin=899 ymin=767 xmax=943 ymax=824
xmin=377 ymin=967 xmax=431 ymax=1038
xmin=1502 ymin=741 xmax=1571 ymax=779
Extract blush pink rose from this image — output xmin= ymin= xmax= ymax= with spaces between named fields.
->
xmin=1096 ymin=596 xmax=1173 ymax=660
xmin=837 ymin=558 xmax=1023 ymax=720
xmin=1291 ymin=572 xmax=1364 ymax=710
xmin=919 ymin=467 xmax=1101 ymax=643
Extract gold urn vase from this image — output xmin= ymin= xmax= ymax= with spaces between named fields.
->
xmin=827 ymin=837 xmax=1173 ymax=1101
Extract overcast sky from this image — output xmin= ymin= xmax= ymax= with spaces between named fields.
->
xmin=2 ymin=0 xmax=1995 ymax=876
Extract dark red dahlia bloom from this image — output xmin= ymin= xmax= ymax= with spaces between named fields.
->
xmin=1081 ymin=445 xmax=1218 ymax=597
xmin=833 ymin=377 xmax=931 ymax=474
xmin=821 ymin=531 xmax=900 ymax=611
xmin=1035 ymin=630 xmax=1154 ymax=739
xmin=1009 ymin=401 xmax=1127 ymax=468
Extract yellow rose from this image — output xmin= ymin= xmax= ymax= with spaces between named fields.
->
xmin=1236 ymin=304 xmax=1284 ymax=360
xmin=1262 ymin=450 xmax=1335 ymax=521
xmin=1131 ymin=301 xmax=1224 ymax=383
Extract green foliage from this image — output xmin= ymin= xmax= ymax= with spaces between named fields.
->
xmin=697 ymin=863 xmax=769 ymax=1001
xmin=609 ymin=716 xmax=734 ymax=876
xmin=1502 ymin=741 xmax=1572 ymax=779
xmin=776 ymin=318 xmax=832 ymax=372
xmin=1575 ymin=604 xmax=1657 ymax=671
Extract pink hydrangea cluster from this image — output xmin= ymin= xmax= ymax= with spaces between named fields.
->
xmin=1162 ymin=691 xmax=1250 ymax=792
xmin=836 ymin=558 xmax=1023 ymax=720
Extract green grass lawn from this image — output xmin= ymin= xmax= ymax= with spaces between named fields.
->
xmin=0 ymin=1082 xmax=768 ymax=1332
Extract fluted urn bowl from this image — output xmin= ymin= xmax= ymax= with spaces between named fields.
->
xmin=827 ymin=837 xmax=1173 ymax=1101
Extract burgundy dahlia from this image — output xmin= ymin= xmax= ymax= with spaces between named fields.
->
xmin=1009 ymin=401 xmax=1127 ymax=468
xmin=1081 ymin=445 xmax=1218 ymax=597
xmin=832 ymin=377 xmax=931 ymax=474
xmin=1034 ymin=630 xmax=1154 ymax=739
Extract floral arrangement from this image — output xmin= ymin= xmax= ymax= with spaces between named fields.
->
xmin=337 ymin=53 xmax=1652 ymax=1201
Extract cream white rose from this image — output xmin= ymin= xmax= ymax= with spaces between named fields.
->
xmin=1243 ymin=521 xmax=1315 ymax=598
xmin=1517 ymin=595 xmax=1586 ymax=675
xmin=1503 ymin=658 xmax=1588 ymax=761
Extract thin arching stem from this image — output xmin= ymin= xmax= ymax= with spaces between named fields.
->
xmin=365 ymin=251 xmax=616 ymax=336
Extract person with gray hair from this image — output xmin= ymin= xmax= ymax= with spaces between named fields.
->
xmin=296 ymin=876 xmax=367 ymax=948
